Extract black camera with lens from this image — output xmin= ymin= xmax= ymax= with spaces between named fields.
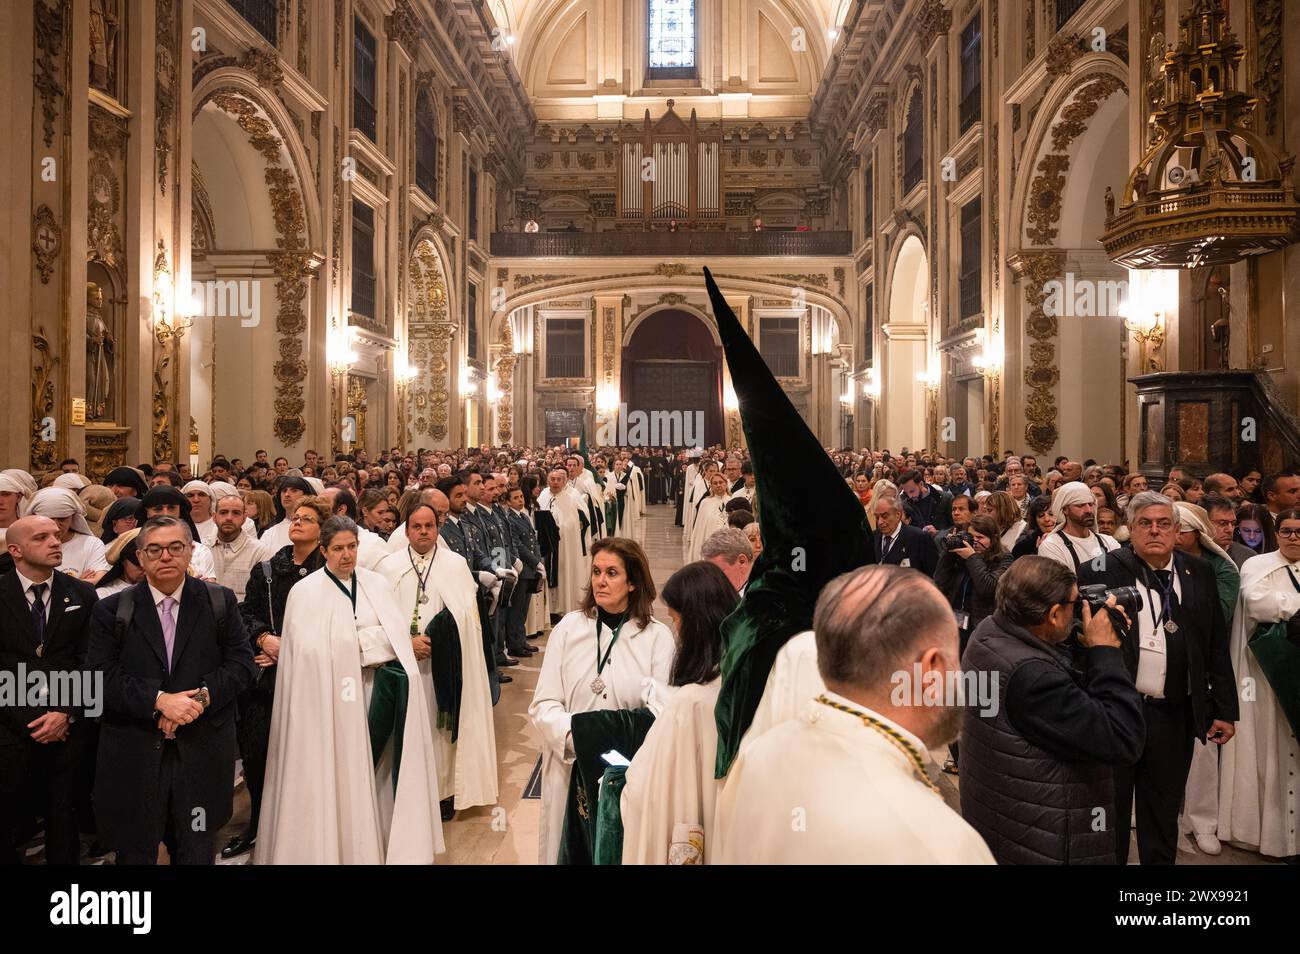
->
xmin=1077 ymin=583 xmax=1143 ymax=621
xmin=939 ymin=528 xmax=973 ymax=552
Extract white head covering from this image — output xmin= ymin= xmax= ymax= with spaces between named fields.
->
xmin=208 ymin=480 xmax=240 ymax=500
xmin=0 ymin=469 xmax=39 ymax=514
xmin=304 ymin=476 xmax=326 ymax=495
xmin=1174 ymin=501 xmax=1234 ymax=567
xmin=53 ymin=472 xmax=90 ymax=490
xmin=27 ymin=487 xmax=94 ymax=536
xmin=183 ymin=479 xmax=216 ymax=500
xmin=1050 ymin=481 xmax=1096 ymax=528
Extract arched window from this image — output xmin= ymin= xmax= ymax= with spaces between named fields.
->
xmin=415 ymin=90 xmax=440 ymax=201
xmin=648 ymin=0 xmax=696 ymax=80
xmin=902 ymin=86 xmax=924 ymax=195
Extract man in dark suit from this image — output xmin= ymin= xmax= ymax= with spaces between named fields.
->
xmin=1 ymin=516 xmax=99 ymax=865
xmin=1077 ymin=491 xmax=1238 ymax=865
xmin=437 ymin=475 xmax=516 ymax=671
xmin=872 ymin=494 xmax=937 ymax=576
xmin=899 ymin=468 xmax=954 ymax=533
xmin=503 ymin=486 xmax=544 ymax=655
xmin=86 ymin=516 xmax=255 ymax=865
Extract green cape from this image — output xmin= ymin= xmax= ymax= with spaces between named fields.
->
xmin=703 ymin=268 xmax=877 ymax=778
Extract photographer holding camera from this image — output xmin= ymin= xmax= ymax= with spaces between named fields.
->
xmin=1077 ymin=491 xmax=1238 ymax=865
xmin=935 ymin=513 xmax=1014 ymax=774
xmin=959 ymin=557 xmax=1144 ymax=864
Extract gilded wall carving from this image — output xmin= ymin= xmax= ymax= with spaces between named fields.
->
xmin=155 ymin=0 xmax=178 ymax=194
xmin=31 ymin=328 xmax=60 ymax=472
xmin=35 ymin=0 xmax=67 ymax=149
xmin=1253 ymin=0 xmax=1284 ymax=137
xmin=409 ymin=242 xmax=451 ymax=443
xmin=1015 ymin=250 xmax=1066 ymax=453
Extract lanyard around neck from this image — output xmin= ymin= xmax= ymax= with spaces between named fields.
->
xmin=325 ymin=568 xmax=357 ymax=616
xmin=596 ymin=613 xmax=627 ymax=678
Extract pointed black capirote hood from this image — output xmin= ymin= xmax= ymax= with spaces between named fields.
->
xmin=704 ymin=267 xmax=877 ymax=776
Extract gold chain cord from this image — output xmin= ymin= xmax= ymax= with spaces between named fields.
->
xmin=815 ymin=694 xmax=941 ymax=795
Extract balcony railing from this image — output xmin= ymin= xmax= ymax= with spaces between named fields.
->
xmin=490 ymin=230 xmax=853 ymax=257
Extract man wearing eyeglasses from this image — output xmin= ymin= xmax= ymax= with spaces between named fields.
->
xmin=1077 ymin=491 xmax=1238 ymax=865
xmin=1200 ymin=493 xmax=1256 ymax=569
xmin=87 ymin=515 xmax=255 ymax=864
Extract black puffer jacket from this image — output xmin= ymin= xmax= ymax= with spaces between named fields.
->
xmin=238 ymin=544 xmax=324 ymax=697
xmin=959 ymin=613 xmax=1144 ymax=865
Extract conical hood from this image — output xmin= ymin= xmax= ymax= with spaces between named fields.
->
xmin=704 ymin=267 xmax=877 ymax=776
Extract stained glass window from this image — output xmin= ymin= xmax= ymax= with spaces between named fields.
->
xmin=648 ymin=0 xmax=696 ymax=71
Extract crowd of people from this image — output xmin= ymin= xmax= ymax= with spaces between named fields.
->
xmin=1 ymin=435 xmax=1297 ymax=865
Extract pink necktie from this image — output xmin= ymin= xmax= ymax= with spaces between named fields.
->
xmin=160 ymin=597 xmax=176 ymax=670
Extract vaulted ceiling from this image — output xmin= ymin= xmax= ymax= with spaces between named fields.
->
xmin=478 ymin=0 xmax=856 ymax=120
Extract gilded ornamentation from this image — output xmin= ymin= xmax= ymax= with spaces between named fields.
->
xmin=152 ymin=242 xmax=174 ymax=462
xmin=84 ymin=427 xmax=128 ymax=480
xmin=332 ymin=125 xmax=342 ymax=285
xmin=915 ymin=0 xmax=952 ymax=47
xmin=239 ymin=46 xmax=284 ymax=95
xmin=32 ymin=205 xmax=62 ymax=284
xmin=156 ymin=0 xmax=178 ymax=194
xmin=386 ymin=0 xmax=422 ymax=56
xmin=1253 ymin=0 xmax=1283 ymax=137
xmin=31 ymin=328 xmax=60 ymax=472
xmin=776 ymin=273 xmax=829 ymax=289
xmin=87 ymin=154 xmax=123 ymax=266
xmin=515 ymin=274 xmax=570 ymax=290
xmin=1026 ymin=154 xmax=1069 ymax=246
xmin=297 ymin=1 xmax=310 ymax=74
xmin=1044 ymin=34 xmax=1085 ymax=78
xmin=657 ymin=293 xmax=687 ymax=305
xmin=34 ymin=0 xmax=66 ymax=149
xmin=1025 ymin=0 xmax=1035 ymax=60
xmin=654 ymin=263 xmax=689 ymax=277
xmin=1049 ymin=74 xmax=1126 ymax=152
xmin=864 ymin=94 xmax=889 ymax=133
xmin=1011 ymin=250 xmax=1066 ymax=453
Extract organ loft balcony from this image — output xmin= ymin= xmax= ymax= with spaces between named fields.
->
xmin=489 ymin=229 xmax=854 ymax=257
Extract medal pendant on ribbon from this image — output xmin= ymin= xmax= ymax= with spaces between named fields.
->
xmin=590 ymin=676 xmax=605 ymax=695
xmin=298 ymin=567 xmax=307 ymax=577
xmin=419 ymin=593 xmax=429 ymax=604
xmin=1164 ymin=619 xmax=1179 ymax=634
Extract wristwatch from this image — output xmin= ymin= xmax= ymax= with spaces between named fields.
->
xmin=194 ymin=686 xmax=211 ymax=709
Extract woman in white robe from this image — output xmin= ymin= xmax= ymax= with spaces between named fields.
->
xmin=681 ymin=462 xmax=717 ymax=556
xmin=529 ymin=537 xmax=674 ymax=864
xmin=374 ymin=503 xmax=498 ymax=813
xmin=538 ymin=474 xmax=590 ymax=617
xmin=1218 ymin=510 xmax=1300 ymax=860
xmin=621 ymin=561 xmax=738 ymax=864
xmin=686 ymin=472 xmax=732 ymax=563
xmin=255 ymin=516 xmax=444 ymax=864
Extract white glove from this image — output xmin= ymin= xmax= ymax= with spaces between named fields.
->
xmin=614 ymin=482 xmax=626 ymax=491
xmin=513 ymin=557 xmax=523 ymax=573
xmin=494 ymin=566 xmax=518 ymax=581
xmin=487 ymin=579 xmax=503 ymax=614
xmin=535 ymin=562 xmax=545 ymax=575
xmin=477 ymin=570 xmax=497 ymax=588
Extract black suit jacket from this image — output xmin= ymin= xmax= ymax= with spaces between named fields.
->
xmin=0 ymin=570 xmax=99 ymax=735
xmin=1076 ymin=547 xmax=1238 ymax=740
xmin=86 ymin=576 xmax=255 ymax=845
xmin=876 ymin=524 xmax=938 ymax=576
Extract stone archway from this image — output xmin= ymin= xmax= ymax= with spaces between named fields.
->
xmin=882 ymin=232 xmax=930 ymax=452
xmin=189 ymin=85 xmax=317 ymax=463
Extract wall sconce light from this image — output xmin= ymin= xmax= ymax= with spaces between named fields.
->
xmin=459 ymin=367 xmax=477 ymax=395
xmin=723 ymin=381 xmax=739 ymax=411
xmin=839 ymin=386 xmax=855 ymax=408
xmin=862 ymin=367 xmax=880 ymax=399
xmin=328 ymin=324 xmax=359 ymax=375
xmin=917 ymin=368 xmax=940 ymax=389
xmin=486 ymin=374 xmax=503 ymax=403
xmin=395 ymin=356 xmax=417 ymax=382
xmin=596 ymin=382 xmax=620 ymax=415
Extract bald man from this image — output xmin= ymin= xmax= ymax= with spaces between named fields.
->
xmin=1 ymin=516 xmax=100 ymax=864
